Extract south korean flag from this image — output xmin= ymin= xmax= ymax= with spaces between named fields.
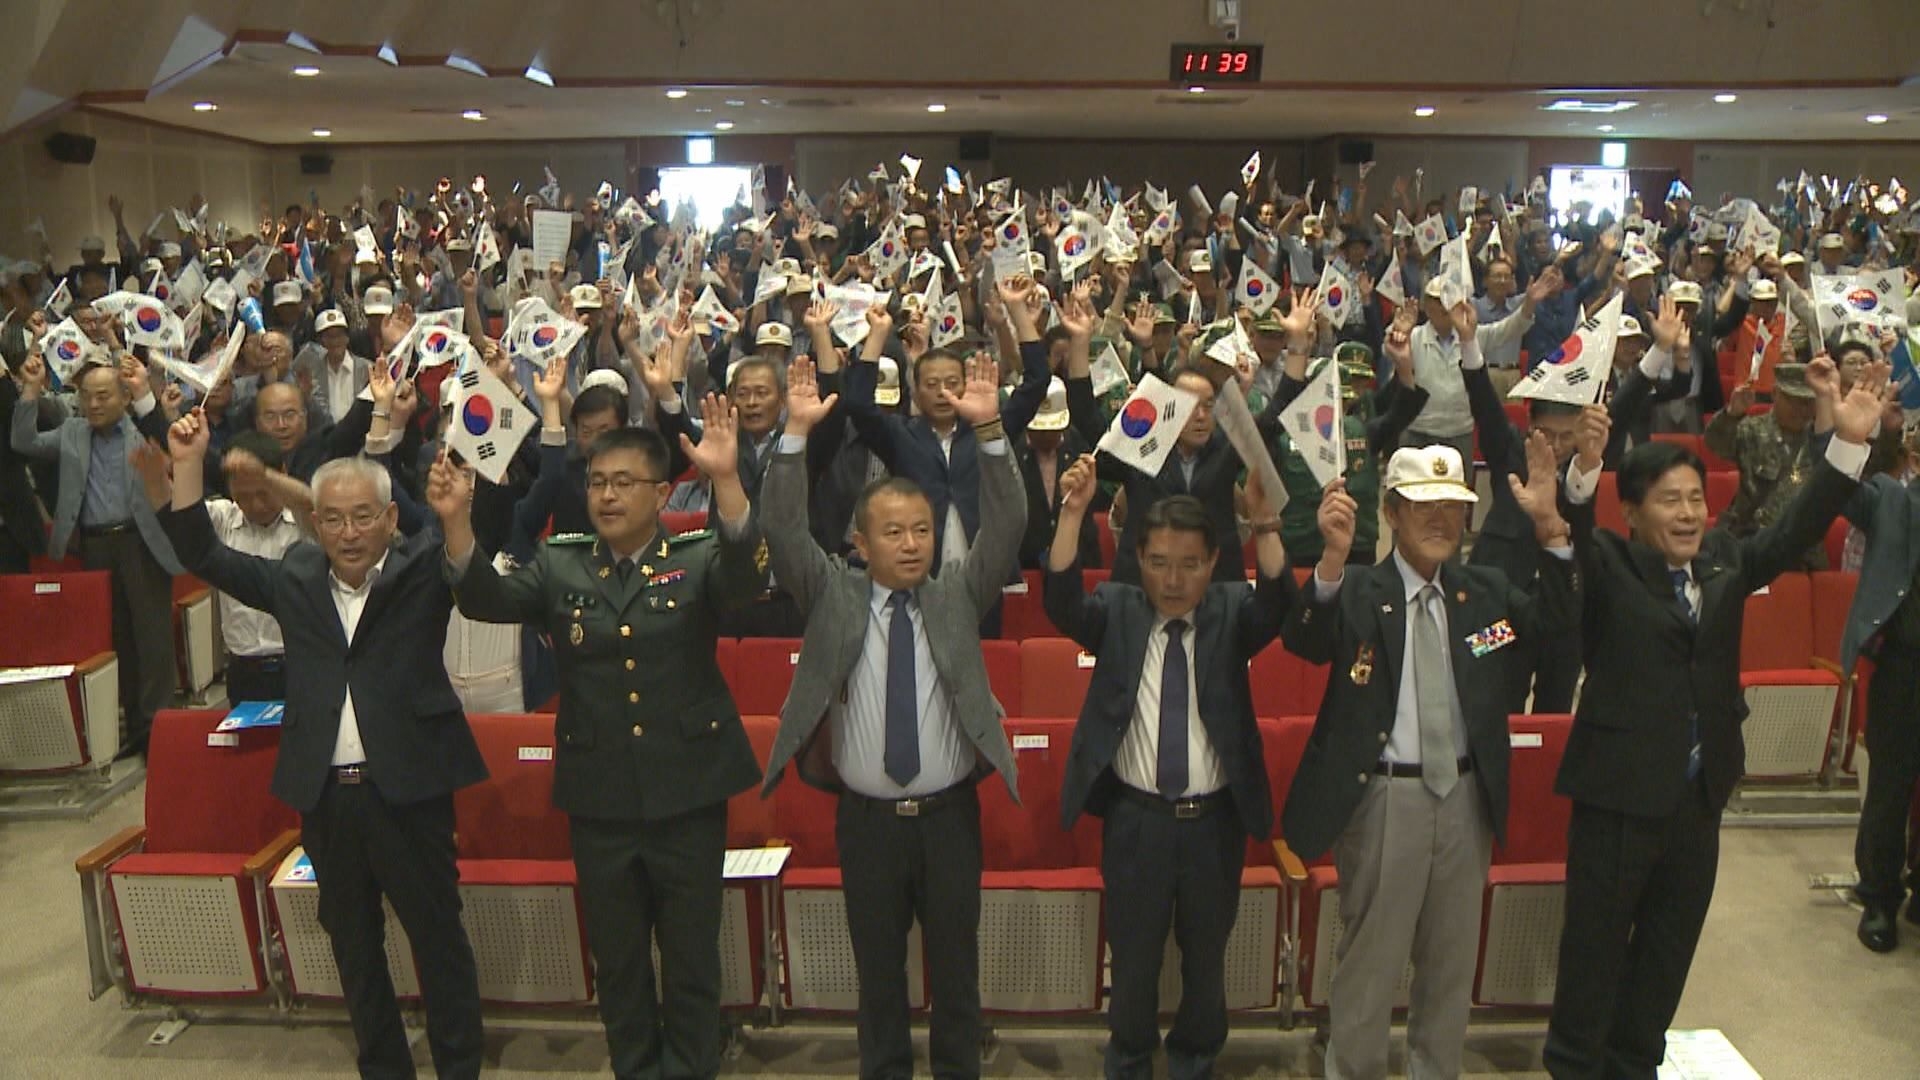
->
xmin=1509 ymin=293 xmax=1623 ymax=406
xmin=1235 ymin=258 xmax=1282 ymax=316
xmin=446 ymin=366 xmax=531 ymax=484
xmin=1097 ymin=373 xmax=1201 ymax=478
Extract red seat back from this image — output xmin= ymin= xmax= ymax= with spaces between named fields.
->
xmin=999 ymin=571 xmax=1054 ymax=641
xmin=1262 ymin=715 xmax=1324 ymax=866
xmin=770 ymin=769 xmax=842 ymax=868
xmin=1494 ymin=714 xmax=1573 ymax=864
xmin=730 ymin=638 xmax=803 ymax=715
xmin=1082 ymin=568 xmax=1111 ymax=591
xmin=1810 ymin=571 xmax=1858 ymax=667
xmin=1249 ymin=642 xmax=1330 ymax=718
xmin=727 ymin=715 xmax=781 ymax=848
xmin=981 ymin=640 xmax=1022 ymax=716
xmin=1502 ymin=401 xmax=1530 ymax=433
xmin=455 ymin=714 xmax=572 ymax=860
xmin=1594 ymin=473 xmax=1629 ymax=536
xmin=1824 ymin=518 xmax=1849 ymax=572
xmin=979 ymin=718 xmax=1095 ymax=871
xmin=1741 ymin=572 xmax=1814 ymax=671
xmin=660 ymin=510 xmax=708 ymax=536
xmin=1705 ymin=471 xmax=1738 ymax=517
xmin=1020 ymin=638 xmax=1095 ymax=718
xmin=143 ymin=710 xmax=297 ymax=856
xmin=0 ymin=571 xmax=113 ymax=665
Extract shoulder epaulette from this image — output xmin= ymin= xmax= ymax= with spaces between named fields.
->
xmin=547 ymin=533 xmax=595 ymax=545
xmin=669 ymin=528 xmax=715 ymax=544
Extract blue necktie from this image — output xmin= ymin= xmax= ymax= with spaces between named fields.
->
xmin=1158 ymin=620 xmax=1191 ymax=799
xmin=1670 ymin=569 xmax=1703 ymax=779
xmin=883 ymin=590 xmax=920 ymax=787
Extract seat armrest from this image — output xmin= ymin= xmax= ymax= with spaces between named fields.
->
xmin=76 ymin=826 xmax=147 ymax=874
xmin=175 ymin=586 xmax=213 ymax=607
xmin=74 ymin=650 xmax=115 ymax=676
xmin=1809 ymin=657 xmax=1847 ymax=682
xmin=244 ymin=828 xmax=303 ymax=879
xmin=1271 ymin=839 xmax=1308 ymax=885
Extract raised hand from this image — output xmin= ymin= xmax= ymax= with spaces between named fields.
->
xmin=167 ymin=407 xmax=211 ymax=463
xmin=1650 ymin=294 xmax=1688 ymax=354
xmin=681 ymin=393 xmax=740 ymax=479
xmin=119 ymin=354 xmax=148 ymax=399
xmin=1451 ymin=299 xmax=1479 ymax=340
xmin=996 ymin=273 xmax=1038 ymax=312
xmin=1317 ymin=480 xmax=1358 ymax=562
xmin=1526 ymin=265 xmax=1563 ymax=306
xmin=1280 ymin=287 xmax=1320 ymax=339
xmin=1727 ymin=381 xmax=1756 ymax=416
xmin=1574 ymin=403 xmax=1612 ymax=471
xmin=1833 ymin=360 xmax=1893 ymax=444
xmin=16 ymin=353 xmax=48 ymax=400
xmin=1243 ymin=465 xmax=1275 ymax=522
xmin=864 ymin=302 xmax=894 ymax=339
xmin=222 ymin=444 xmax=266 ymax=484
xmin=130 ymin=440 xmax=172 ymax=510
xmin=425 ymin=445 xmax=474 ymax=522
xmin=1804 ymin=354 xmax=1839 ymax=401
xmin=785 ymin=356 xmax=840 ymax=434
xmin=1509 ymin=430 xmax=1564 ymax=528
xmin=944 ymin=352 xmax=1003 ymax=425
xmin=1059 ymin=453 xmax=1099 ymax=515
xmin=390 ymin=379 xmax=419 ymax=429
xmin=1060 ymin=281 xmax=1095 ymax=340
xmin=532 ymin=356 xmax=568 ymax=404
xmin=368 ymin=354 xmax=397 ymax=407
xmin=803 ymin=299 xmax=839 ymax=332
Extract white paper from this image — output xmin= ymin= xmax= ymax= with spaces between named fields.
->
xmin=723 ymin=846 xmax=794 ymax=880
xmin=0 ymin=665 xmax=74 ymax=686
xmin=531 ymin=209 xmax=573 ymax=268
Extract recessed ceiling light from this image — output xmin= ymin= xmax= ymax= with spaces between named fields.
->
xmin=1713 ymin=93 xmax=1738 ymax=104
xmin=1413 ymin=105 xmax=1436 ymax=117
xmin=665 ymin=88 xmax=688 ymax=99
xmin=192 ymin=101 xmax=217 ymax=112
xmin=1597 ymin=124 xmax=1615 ymax=132
xmin=714 ymin=120 xmax=735 ymax=131
xmin=927 ymin=103 xmax=948 ymax=114
xmin=1186 ymin=86 xmax=1206 ymax=94
xmin=1542 ymin=98 xmax=1638 ymax=114
xmin=292 ymin=65 xmax=320 ymax=77
xmin=1866 ymin=113 xmax=1890 ymax=124
xmin=310 ymin=127 xmax=332 ymax=138
xmin=462 ymin=109 xmax=486 ymax=121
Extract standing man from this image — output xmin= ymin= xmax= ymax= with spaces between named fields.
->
xmin=1544 ymin=362 xmax=1885 ymax=1077
xmin=433 ymin=397 xmax=768 ymax=1080
xmin=1044 ymin=456 xmax=1294 ymax=1079
xmin=11 ymin=355 xmax=181 ymax=757
xmin=1401 ymin=270 xmax=1552 ymax=468
xmin=760 ymin=355 xmax=1025 ymax=1080
xmin=160 ymin=409 xmax=486 ymax=1080
xmin=1281 ymin=437 xmax=1578 ymax=1080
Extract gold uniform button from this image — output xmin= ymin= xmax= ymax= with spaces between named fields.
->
xmin=709 ymin=720 xmax=720 ymax=731
xmin=1378 ymin=732 xmax=1389 ymax=744
xmin=620 ymin=625 xmax=632 ymax=637
xmin=628 ymin=691 xmax=640 ymax=703
xmin=1358 ymin=772 xmax=1369 ymax=784
xmin=625 ymin=658 xmax=636 ymax=670
xmin=631 ymin=724 xmax=643 ymax=736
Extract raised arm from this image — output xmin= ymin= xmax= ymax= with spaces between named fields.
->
xmin=953 ymin=352 xmax=1030 ymax=613
xmin=1043 ymin=452 xmax=1109 ymax=651
xmin=994 ymin=274 xmax=1051 ymax=439
xmin=764 ymin=356 xmax=844 ymax=612
xmin=160 ymin=408 xmax=281 ymax=615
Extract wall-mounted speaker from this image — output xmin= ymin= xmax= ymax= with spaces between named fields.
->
xmin=299 ymin=153 xmax=333 ymax=176
xmin=1337 ymin=139 xmax=1374 ymax=165
xmin=44 ymin=132 xmax=96 ymax=165
xmin=958 ymin=133 xmax=993 ymax=162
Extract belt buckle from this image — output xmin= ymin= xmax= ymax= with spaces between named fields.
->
xmin=1173 ymin=798 xmax=1203 ymax=820
xmin=336 ymin=765 xmax=364 ymax=785
xmin=894 ymin=798 xmax=921 ymax=817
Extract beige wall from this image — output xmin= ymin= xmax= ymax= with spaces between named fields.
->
xmin=274 ymin=141 xmax=630 ymax=217
xmin=0 ymin=109 xmax=273 ymax=269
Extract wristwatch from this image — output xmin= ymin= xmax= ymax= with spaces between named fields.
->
xmin=1250 ymin=518 xmax=1284 ymax=536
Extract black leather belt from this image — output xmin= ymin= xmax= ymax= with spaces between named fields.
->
xmin=845 ymin=783 xmax=967 ymax=817
xmin=1376 ymin=757 xmax=1474 ymax=779
xmin=80 ymin=521 xmax=133 ymax=538
xmin=334 ymin=763 xmax=366 ymax=785
xmin=228 ymin=654 xmax=285 ymax=672
xmin=1117 ymin=785 xmax=1231 ymax=820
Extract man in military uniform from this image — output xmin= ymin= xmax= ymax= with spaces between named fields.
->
xmin=429 ymin=395 xmax=767 ymax=1080
xmin=1705 ymin=363 xmax=1826 ymax=566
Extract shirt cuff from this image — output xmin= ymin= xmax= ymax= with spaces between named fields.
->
xmin=659 ymin=395 xmax=684 ymax=414
xmin=540 ymin=425 xmax=567 ymax=447
xmin=363 ymin=430 xmax=401 ymax=456
xmin=1312 ymin=571 xmax=1343 ymax=600
xmin=715 ymin=507 xmax=753 ymax=541
xmin=445 ymin=544 xmax=474 ymax=579
xmin=1826 ymin=435 xmax=1871 ymax=480
xmin=978 ymin=437 xmax=1009 ymax=456
xmin=1639 ymin=344 xmax=1674 ymax=381
xmin=1458 ymin=336 xmax=1485 ymax=371
xmin=1543 ymin=544 xmax=1574 ymax=561
xmin=131 ymin=391 xmax=156 ymax=417
xmin=1563 ymin=456 xmax=1603 ymax=505
xmin=777 ymin=433 xmax=807 ymax=454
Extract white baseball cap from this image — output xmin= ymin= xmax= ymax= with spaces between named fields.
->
xmin=755 ymin=322 xmax=793 ymax=349
xmin=445 ymin=236 xmax=472 ymax=253
xmin=569 ymin=283 xmax=604 ymax=310
xmin=272 ymin=280 xmax=304 ymax=306
xmin=1750 ymin=279 xmax=1779 ymax=301
xmin=79 ymin=235 xmax=106 ymax=252
xmin=1384 ymin=445 xmax=1478 ymax=504
xmin=1818 ymin=232 xmax=1846 ymax=250
xmin=314 ymin=309 xmax=348 ymax=333
xmin=1668 ymin=280 xmax=1704 ymax=306
xmin=157 ymin=242 xmax=181 ymax=259
xmin=1617 ymin=314 xmax=1645 ymax=339
xmin=1029 ymin=377 xmax=1070 ymax=432
xmin=874 ymin=356 xmax=902 ymax=406
xmin=362 ymin=285 xmax=395 ymax=315
xmin=1187 ymin=250 xmax=1214 ymax=273
xmin=579 ymin=368 xmax=630 ymax=397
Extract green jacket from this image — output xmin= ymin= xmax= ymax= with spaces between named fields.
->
xmin=450 ymin=525 xmax=769 ymax=821
xmin=1275 ymin=422 xmax=1379 ymax=562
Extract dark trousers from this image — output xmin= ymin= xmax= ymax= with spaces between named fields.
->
xmin=570 ymin=805 xmax=728 ymax=1080
xmin=302 ymin=781 xmax=483 ymax=1080
xmin=0 ymin=526 xmax=27 ymax=573
xmin=224 ymin=653 xmax=286 ymax=705
xmin=1856 ymin=652 xmax=1920 ymax=907
xmin=836 ymin=785 xmax=983 ymax=1080
xmin=1101 ymin=792 xmax=1246 ymax=1080
xmin=1544 ymin=784 xmax=1721 ymax=1080
xmin=1508 ymin=625 xmax=1582 ymax=714
xmin=80 ymin=529 xmax=175 ymax=754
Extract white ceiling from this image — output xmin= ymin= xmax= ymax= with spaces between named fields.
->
xmin=90 ymin=43 xmax=1920 ymax=145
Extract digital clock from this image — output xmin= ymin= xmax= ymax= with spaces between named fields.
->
xmin=1170 ymin=43 xmax=1263 ymax=84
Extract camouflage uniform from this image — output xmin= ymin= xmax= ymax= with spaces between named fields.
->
xmin=1704 ymin=363 xmax=1822 ymax=566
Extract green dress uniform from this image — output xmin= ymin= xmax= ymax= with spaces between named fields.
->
xmin=450 ymin=522 xmax=768 ymax=1080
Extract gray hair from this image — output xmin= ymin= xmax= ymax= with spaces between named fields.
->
xmin=311 ymin=455 xmax=392 ymax=508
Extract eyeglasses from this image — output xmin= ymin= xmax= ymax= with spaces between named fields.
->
xmin=586 ymin=474 xmax=663 ymax=496
xmin=258 ymin=408 xmax=305 ymax=426
xmin=316 ymin=508 xmax=384 ymax=535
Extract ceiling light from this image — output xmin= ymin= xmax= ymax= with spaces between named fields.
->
xmin=714 ymin=120 xmax=735 ymax=131
xmin=310 ymin=127 xmax=332 ymax=138
xmin=926 ymin=103 xmax=947 ymax=113
xmin=523 ymin=63 xmax=553 ymax=86
xmin=1542 ymin=98 xmax=1638 ymax=114
xmin=1413 ymin=105 xmax=1436 ymax=117
xmin=192 ymin=101 xmax=217 ymax=112
xmin=724 ymin=99 xmax=746 ymax=107
xmin=1713 ymin=93 xmax=1738 ymax=104
xmin=1597 ymin=124 xmax=1615 ymax=132
xmin=462 ymin=109 xmax=486 ymax=121
xmin=1866 ymin=113 xmax=1890 ymax=124
xmin=1186 ymin=85 xmax=1206 ymax=94
xmin=292 ymin=65 xmax=320 ymax=77
xmin=665 ymin=88 xmax=688 ymax=99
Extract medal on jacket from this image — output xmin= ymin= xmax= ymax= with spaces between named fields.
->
xmin=1350 ymin=643 xmax=1375 ymax=686
xmin=569 ymin=623 xmax=584 ymax=646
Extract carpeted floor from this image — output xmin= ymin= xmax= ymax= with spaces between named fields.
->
xmin=3 ymin=778 xmax=1915 ymax=1078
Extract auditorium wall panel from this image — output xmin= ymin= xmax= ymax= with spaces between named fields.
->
xmin=1691 ymin=142 xmax=1920 ymax=205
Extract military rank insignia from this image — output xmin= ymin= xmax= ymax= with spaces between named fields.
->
xmin=1466 ymin=619 xmax=1515 ymax=657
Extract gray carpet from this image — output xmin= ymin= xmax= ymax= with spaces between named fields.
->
xmin=4 ymin=779 xmax=1914 ymax=1077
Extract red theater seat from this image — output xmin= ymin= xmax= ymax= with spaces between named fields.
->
xmin=1809 ymin=572 xmax=1862 ymax=772
xmin=0 ymin=570 xmax=120 ymax=771
xmin=981 ymin=639 xmax=1023 ymax=717
xmin=1476 ymin=714 xmax=1575 ymax=1006
xmin=729 ymin=638 xmax=802 ymax=716
xmin=660 ymin=510 xmax=709 ymax=536
xmin=1249 ymin=642 xmax=1331 ymax=718
xmin=999 ymin=571 xmax=1054 ymax=641
xmin=1740 ymin=573 xmax=1841 ymax=780
xmin=1020 ymin=638 xmax=1097 ymax=718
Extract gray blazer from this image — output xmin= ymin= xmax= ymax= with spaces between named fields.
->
xmin=1838 ymin=470 xmax=1920 ymax=676
xmin=758 ymin=438 xmax=1027 ymax=798
xmin=10 ymin=396 xmax=182 ymax=574
xmin=295 ymin=350 xmax=372 ymax=424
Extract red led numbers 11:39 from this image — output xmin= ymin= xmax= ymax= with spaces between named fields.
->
xmin=1169 ymin=44 xmax=1263 ymax=84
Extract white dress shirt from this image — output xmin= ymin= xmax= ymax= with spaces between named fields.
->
xmin=936 ymin=427 xmax=970 ymax=568
xmin=328 ymin=553 xmax=388 ymax=766
xmin=324 ymin=355 xmax=360 ymax=424
xmin=204 ymin=499 xmax=302 ymax=658
xmin=1114 ymin=612 xmax=1225 ymax=798
xmin=830 ymin=582 xmax=973 ymax=798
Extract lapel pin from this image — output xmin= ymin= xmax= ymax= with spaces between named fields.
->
xmin=1456 ymin=590 xmax=1468 ymax=603
xmin=569 ymin=623 xmax=584 ymax=646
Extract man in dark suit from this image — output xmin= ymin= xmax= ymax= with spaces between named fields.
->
xmin=0 ymin=349 xmax=52 ymax=571
xmin=434 ymin=405 xmax=768 ymax=1079
xmin=1044 ymin=453 xmax=1294 ymax=1079
xmin=760 ymin=355 xmax=1025 ymax=1080
xmin=1543 ymin=361 xmax=1884 ymax=1078
xmin=1282 ymin=437 xmax=1577 ymax=1080
xmin=1464 ymin=296 xmax=1690 ymax=712
xmin=161 ymin=408 xmax=486 ymax=1080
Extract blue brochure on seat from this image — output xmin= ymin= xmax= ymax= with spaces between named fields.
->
xmin=216 ymin=701 xmax=285 ymax=732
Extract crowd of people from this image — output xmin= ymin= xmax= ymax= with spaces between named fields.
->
xmin=2 ymin=155 xmax=1918 ymax=1080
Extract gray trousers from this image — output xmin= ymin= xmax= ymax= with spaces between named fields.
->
xmin=1325 ymin=775 xmax=1492 ymax=1080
